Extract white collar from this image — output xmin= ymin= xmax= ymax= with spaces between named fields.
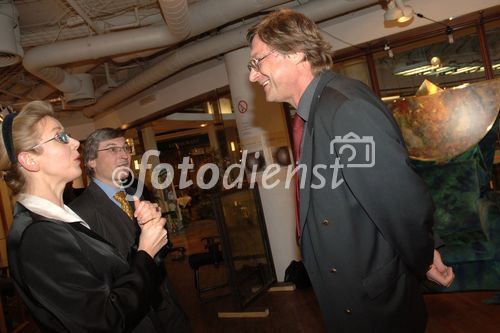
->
xmin=17 ymin=194 xmax=90 ymax=229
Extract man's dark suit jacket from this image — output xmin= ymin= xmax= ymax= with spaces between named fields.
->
xmin=298 ymin=71 xmax=435 ymax=333
xmin=70 ymin=181 xmax=189 ymax=332
xmin=8 ymin=203 xmax=160 ymax=332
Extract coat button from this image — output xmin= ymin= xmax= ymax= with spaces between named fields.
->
xmin=330 ymin=267 xmax=337 ymax=273
xmin=321 ymin=219 xmax=329 ymax=225
xmin=344 ymin=308 xmax=352 ymax=315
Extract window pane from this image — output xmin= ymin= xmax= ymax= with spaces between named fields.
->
xmin=485 ymin=20 xmax=500 ymax=78
xmin=374 ymin=27 xmax=487 ymax=99
xmin=333 ymin=57 xmax=371 ymax=88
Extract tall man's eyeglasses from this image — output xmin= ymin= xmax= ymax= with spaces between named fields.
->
xmin=30 ymin=132 xmax=70 ymax=150
xmin=98 ymin=145 xmax=131 ymax=154
xmin=247 ymin=50 xmax=276 ymax=72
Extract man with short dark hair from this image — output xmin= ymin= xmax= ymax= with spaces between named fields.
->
xmin=71 ymin=128 xmax=189 ymax=332
xmin=73 ymin=128 xmax=137 ymax=255
xmin=247 ymin=9 xmax=453 ymax=333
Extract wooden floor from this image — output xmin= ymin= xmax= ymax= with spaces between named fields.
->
xmin=166 ymin=219 xmax=500 ymax=333
xmin=5 ymin=218 xmax=499 ymax=332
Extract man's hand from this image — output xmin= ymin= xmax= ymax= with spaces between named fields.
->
xmin=426 ymin=249 xmax=454 ymax=287
xmin=133 ymin=196 xmax=162 ymax=227
xmin=134 ymin=197 xmax=168 ymax=258
xmin=137 ymin=218 xmax=168 ymax=258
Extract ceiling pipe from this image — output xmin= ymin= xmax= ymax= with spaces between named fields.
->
xmin=111 ymin=47 xmax=166 ymax=64
xmin=0 ymin=63 xmax=100 ymax=111
xmin=83 ymin=25 xmax=250 ymax=117
xmin=22 ymin=24 xmax=176 ymax=107
xmin=158 ymin=0 xmax=191 ymax=39
xmin=21 ymin=10 xmax=164 ymax=47
xmin=65 ymin=0 xmax=103 ymax=34
xmin=115 ymin=0 xmax=192 ymax=63
xmin=22 ymin=0 xmax=291 ymax=105
xmin=22 ymin=0 xmax=376 ymax=116
xmin=83 ymin=0 xmax=377 ymax=117
xmin=27 ymin=63 xmax=98 ymax=107
xmin=0 ymin=1 xmax=23 ymax=67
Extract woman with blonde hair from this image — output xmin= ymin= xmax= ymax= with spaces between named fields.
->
xmin=1 ymin=101 xmax=169 ymax=332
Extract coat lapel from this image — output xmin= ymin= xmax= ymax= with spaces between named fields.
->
xmin=299 ymin=125 xmax=313 ymax=231
xmin=89 ymin=182 xmax=134 ymax=224
xmin=299 ymin=71 xmax=337 ymax=232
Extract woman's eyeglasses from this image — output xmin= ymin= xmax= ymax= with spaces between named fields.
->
xmin=98 ymin=145 xmax=131 ymax=154
xmin=30 ymin=132 xmax=70 ymax=150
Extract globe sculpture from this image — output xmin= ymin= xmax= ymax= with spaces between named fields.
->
xmin=388 ymin=78 xmax=500 ymax=162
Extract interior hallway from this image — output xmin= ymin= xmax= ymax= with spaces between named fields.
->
xmin=166 ymin=219 xmax=499 ymax=333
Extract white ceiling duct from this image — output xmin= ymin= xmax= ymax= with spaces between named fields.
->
xmin=83 ymin=0 xmax=377 ymax=117
xmin=20 ymin=10 xmax=165 ymax=48
xmin=111 ymin=0 xmax=192 ymax=64
xmin=21 ymin=0 xmax=376 ymax=117
xmin=61 ymin=73 xmax=95 ymax=108
xmin=0 ymin=1 xmax=23 ymax=67
xmin=83 ymin=23 xmax=251 ymax=117
xmin=111 ymin=47 xmax=166 ymax=64
xmin=159 ymin=0 xmax=191 ymax=39
xmin=22 ymin=0 xmax=291 ymax=108
xmin=24 ymin=63 xmax=98 ymax=105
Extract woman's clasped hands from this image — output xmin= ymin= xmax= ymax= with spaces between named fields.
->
xmin=134 ymin=197 xmax=168 ymax=258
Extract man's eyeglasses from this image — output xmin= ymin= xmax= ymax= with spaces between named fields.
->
xmin=30 ymin=132 xmax=70 ymax=150
xmin=98 ymin=145 xmax=131 ymax=154
xmin=247 ymin=50 xmax=276 ymax=72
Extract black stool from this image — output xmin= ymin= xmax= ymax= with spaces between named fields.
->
xmin=188 ymin=237 xmax=229 ymax=302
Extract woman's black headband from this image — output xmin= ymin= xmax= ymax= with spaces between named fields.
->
xmin=1 ymin=113 xmax=18 ymax=164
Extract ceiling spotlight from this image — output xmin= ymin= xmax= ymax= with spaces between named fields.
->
xmin=396 ymin=0 xmax=414 ymax=23
xmin=384 ymin=1 xmax=403 ymax=22
xmin=384 ymin=0 xmax=414 ymax=23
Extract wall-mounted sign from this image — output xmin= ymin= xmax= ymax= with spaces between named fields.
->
xmin=237 ymin=100 xmax=248 ymax=113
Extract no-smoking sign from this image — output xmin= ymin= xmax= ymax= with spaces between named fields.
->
xmin=237 ymin=100 xmax=248 ymax=113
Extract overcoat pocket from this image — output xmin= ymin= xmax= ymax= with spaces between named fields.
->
xmin=362 ymin=255 xmax=405 ymax=300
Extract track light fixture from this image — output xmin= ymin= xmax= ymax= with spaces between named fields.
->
xmin=446 ymin=26 xmax=454 ymax=44
xmin=384 ymin=44 xmax=394 ymax=58
xmin=416 ymin=13 xmax=455 ymax=44
xmin=384 ymin=0 xmax=414 ymax=23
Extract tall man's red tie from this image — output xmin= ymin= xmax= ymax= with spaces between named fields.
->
xmin=292 ymin=115 xmax=305 ymax=239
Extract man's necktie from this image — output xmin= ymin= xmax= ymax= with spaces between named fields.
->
xmin=114 ymin=191 xmax=134 ymax=220
xmin=292 ymin=115 xmax=305 ymax=238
